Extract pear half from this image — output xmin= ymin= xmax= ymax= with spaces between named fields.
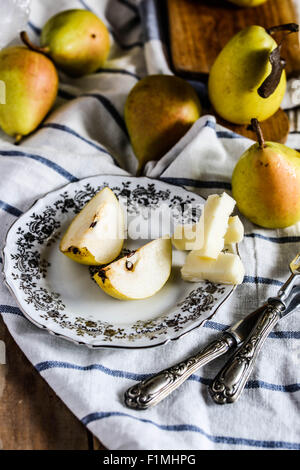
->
xmin=93 ymin=238 xmax=172 ymax=300
xmin=60 ymin=187 xmax=124 ymax=265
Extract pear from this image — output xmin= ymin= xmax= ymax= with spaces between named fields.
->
xmin=227 ymin=0 xmax=268 ymax=6
xmin=208 ymin=24 xmax=298 ymax=125
xmin=232 ymin=119 xmax=300 ymax=228
xmin=60 ymin=187 xmax=124 ymax=265
xmin=39 ymin=9 xmax=110 ymax=77
xmin=0 ymin=46 xmax=58 ymax=140
xmin=125 ymin=75 xmax=201 ymax=171
xmin=94 ymin=238 xmax=172 ymax=300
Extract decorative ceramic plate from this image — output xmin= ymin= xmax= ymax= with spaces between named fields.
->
xmin=3 ymin=175 xmax=235 ymax=349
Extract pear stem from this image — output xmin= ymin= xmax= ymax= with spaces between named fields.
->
xmin=20 ymin=31 xmax=50 ymax=55
xmin=266 ymin=23 xmax=299 ymax=36
xmin=14 ymin=134 xmax=23 ymax=145
xmin=251 ymin=119 xmax=265 ymax=149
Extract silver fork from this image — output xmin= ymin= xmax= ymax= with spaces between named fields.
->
xmin=210 ymin=252 xmax=300 ymax=404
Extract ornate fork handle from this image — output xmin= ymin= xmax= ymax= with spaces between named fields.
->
xmin=124 ymin=334 xmax=236 ymax=410
xmin=210 ymin=303 xmax=284 ymax=404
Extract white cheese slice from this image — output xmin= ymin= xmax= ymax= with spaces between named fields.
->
xmin=181 ymin=251 xmax=245 ymax=285
xmin=224 ymin=216 xmax=244 ymax=244
xmin=194 ymin=192 xmax=235 ymax=259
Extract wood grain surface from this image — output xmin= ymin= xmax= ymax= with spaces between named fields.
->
xmin=216 ymin=107 xmax=290 ymax=143
xmin=0 ymin=317 xmax=105 ymax=450
xmin=167 ymin=0 xmax=300 ymax=77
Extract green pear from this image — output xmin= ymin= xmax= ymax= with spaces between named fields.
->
xmin=125 ymin=75 xmax=201 ymax=170
xmin=227 ymin=0 xmax=268 ymax=6
xmin=208 ymin=24 xmax=298 ymax=125
xmin=40 ymin=9 xmax=110 ymax=77
xmin=232 ymin=119 xmax=300 ymax=228
xmin=0 ymin=46 xmax=58 ymax=140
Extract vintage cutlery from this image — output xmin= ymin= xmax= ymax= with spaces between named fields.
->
xmin=210 ymin=252 xmax=300 ymax=404
xmin=124 ymin=304 xmax=266 ymax=410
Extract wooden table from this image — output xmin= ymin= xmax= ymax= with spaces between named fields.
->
xmin=0 ymin=316 xmax=105 ymax=450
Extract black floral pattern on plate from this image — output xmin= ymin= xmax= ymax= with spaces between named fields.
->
xmin=7 ymin=178 xmax=230 ymax=345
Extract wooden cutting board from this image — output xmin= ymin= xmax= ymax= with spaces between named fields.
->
xmin=166 ymin=0 xmax=299 ymax=143
xmin=167 ymin=0 xmax=300 ymax=77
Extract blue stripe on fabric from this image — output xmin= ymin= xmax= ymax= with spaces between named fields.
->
xmin=96 ymin=68 xmax=140 ymax=80
xmin=28 ymin=21 xmax=41 ymax=35
xmin=246 ymin=380 xmax=300 ymax=393
xmin=203 ymin=120 xmax=244 ymax=139
xmin=204 ymin=320 xmax=300 ymax=339
xmin=77 ymin=0 xmax=93 ymax=11
xmin=57 ymin=89 xmax=127 ymax=140
xmin=82 ymin=93 xmax=129 ymax=137
xmin=35 ymin=360 xmax=149 ymax=381
xmin=117 ymin=0 xmax=139 ymax=15
xmin=35 ymin=360 xmax=300 ymax=394
xmin=159 ymin=177 xmax=232 ymax=190
xmin=139 ymin=0 xmax=161 ymax=42
xmin=243 ymin=276 xmax=283 ymax=287
xmin=81 ymin=411 xmax=300 ymax=449
xmin=0 ymin=305 xmax=24 ymax=316
xmin=0 ymin=150 xmax=78 ymax=182
xmin=245 ymin=233 xmax=300 ymax=244
xmin=0 ymin=200 xmax=22 ymax=217
xmin=217 ymin=131 xmax=245 ymax=139
xmin=2 ymin=306 xmax=298 ymax=339
xmin=58 ymin=89 xmax=76 ymax=100
xmin=57 ymin=90 xmax=130 ymax=142
xmin=109 ymin=28 xmax=144 ymax=50
xmin=41 ymin=123 xmax=120 ymax=166
xmin=203 ymin=120 xmax=216 ymax=130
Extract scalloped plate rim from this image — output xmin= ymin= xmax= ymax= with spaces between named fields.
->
xmin=2 ymin=174 xmax=236 ymax=350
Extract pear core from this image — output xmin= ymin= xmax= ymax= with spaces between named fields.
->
xmin=94 ymin=238 xmax=172 ymax=300
xmin=60 ymin=187 xmax=124 ymax=265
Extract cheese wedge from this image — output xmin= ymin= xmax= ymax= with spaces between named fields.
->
xmin=172 ymin=214 xmax=244 ymax=251
xmin=195 ymin=192 xmax=235 ymax=259
xmin=224 ymin=216 xmax=244 ymax=244
xmin=181 ymin=251 xmax=245 ymax=285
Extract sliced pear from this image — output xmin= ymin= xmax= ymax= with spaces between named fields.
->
xmin=93 ymin=238 xmax=172 ymax=300
xmin=60 ymin=187 xmax=124 ymax=265
xmin=181 ymin=251 xmax=245 ymax=285
xmin=195 ymin=192 xmax=235 ymax=259
xmin=224 ymin=216 xmax=244 ymax=244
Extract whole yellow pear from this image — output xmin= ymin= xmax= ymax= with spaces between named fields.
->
xmin=40 ymin=9 xmax=110 ymax=77
xmin=232 ymin=120 xmax=300 ymax=228
xmin=208 ymin=25 xmax=286 ymax=124
xmin=125 ymin=75 xmax=201 ymax=171
xmin=0 ymin=46 xmax=58 ymax=140
xmin=227 ymin=0 xmax=268 ymax=6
